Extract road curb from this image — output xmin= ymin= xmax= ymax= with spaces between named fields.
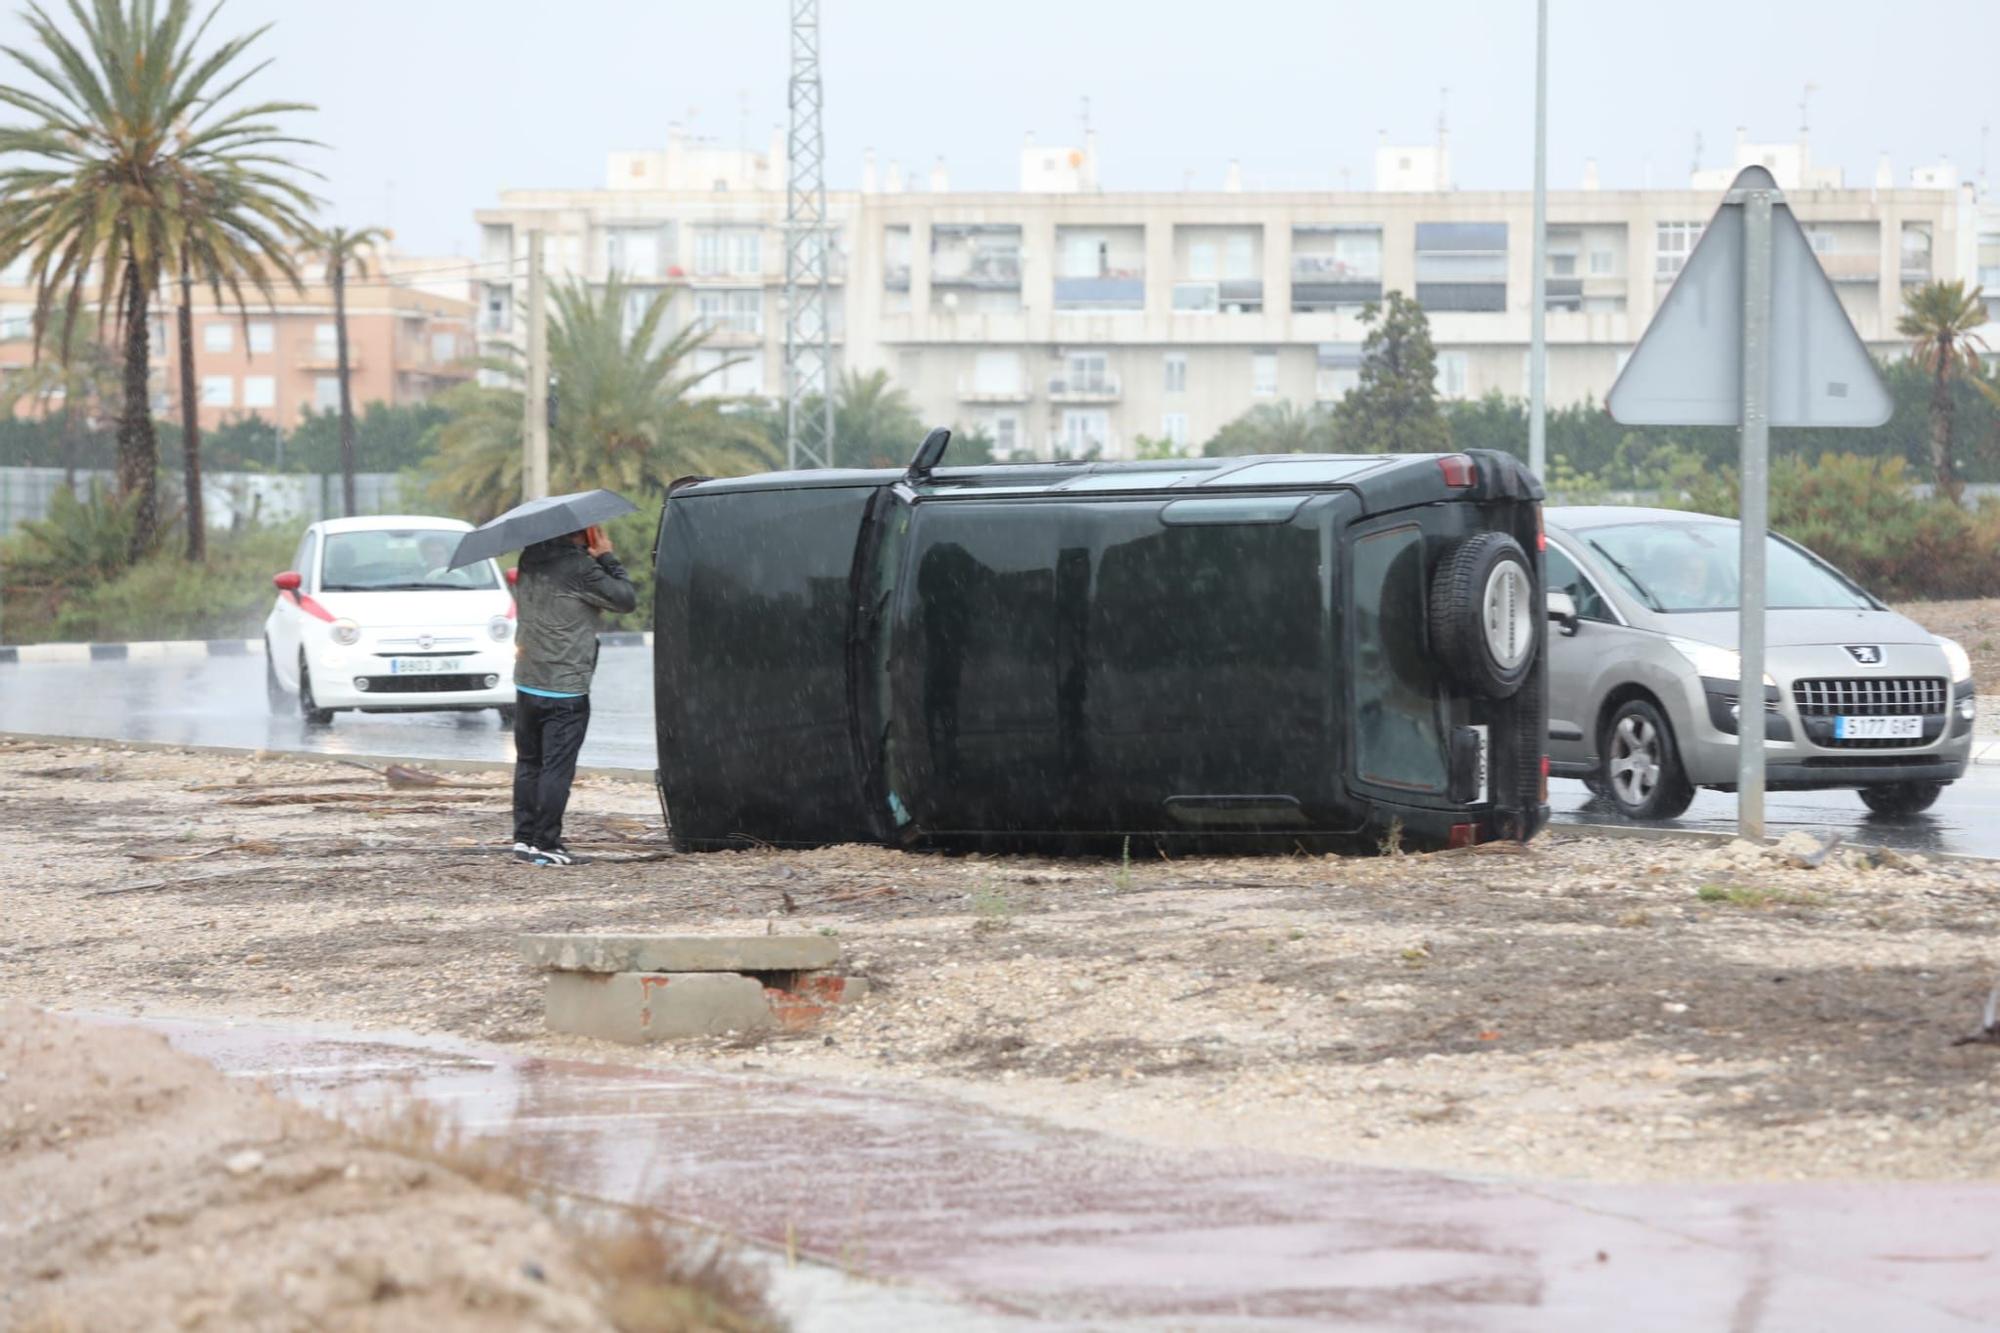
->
xmin=0 ymin=631 xmax=653 ymax=665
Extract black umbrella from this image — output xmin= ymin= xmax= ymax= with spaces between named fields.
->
xmin=447 ymin=489 xmax=638 ymax=569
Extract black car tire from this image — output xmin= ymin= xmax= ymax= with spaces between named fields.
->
xmin=1599 ymin=697 xmax=1695 ymax=820
xmin=298 ymin=656 xmax=334 ymax=727
xmin=1858 ymin=780 xmax=1944 ymax=818
xmin=1429 ymin=533 xmax=1536 ymax=700
xmin=265 ymin=643 xmax=289 ymax=714
xmin=496 ymin=705 xmax=517 ymax=728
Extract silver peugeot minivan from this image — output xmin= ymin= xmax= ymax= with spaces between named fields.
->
xmin=1543 ymin=507 xmax=1976 ymax=820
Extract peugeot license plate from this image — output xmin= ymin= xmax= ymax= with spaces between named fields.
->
xmin=1834 ymin=715 xmax=1921 ymax=740
xmin=388 ymin=657 xmax=465 ymax=675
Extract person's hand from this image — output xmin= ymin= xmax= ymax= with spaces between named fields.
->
xmin=584 ymin=524 xmax=613 ymax=558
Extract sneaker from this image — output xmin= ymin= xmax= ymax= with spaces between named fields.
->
xmin=532 ymin=844 xmax=591 ymax=867
xmin=511 ymin=841 xmax=536 ymax=863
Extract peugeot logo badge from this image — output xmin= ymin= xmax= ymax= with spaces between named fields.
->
xmin=1845 ymin=645 xmax=1882 ymax=665
xmin=418 ymin=634 xmax=434 ymax=651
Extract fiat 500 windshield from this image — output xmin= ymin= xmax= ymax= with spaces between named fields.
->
xmin=320 ymin=530 xmax=500 ymax=591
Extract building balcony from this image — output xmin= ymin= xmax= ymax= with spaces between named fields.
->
xmin=1292 ymin=279 xmax=1382 ymax=312
xmin=956 ymin=376 xmax=1030 ymax=403
xmin=1900 ymin=259 xmax=1933 ymax=284
xmin=931 ymin=255 xmax=1022 ymax=289
xmin=1172 ymin=280 xmax=1263 ymax=313
xmin=1053 ymin=276 xmax=1144 ymax=311
xmin=884 ymin=264 xmax=911 ymax=292
xmin=1816 ymin=252 xmax=1880 ymax=283
xmin=1047 ymin=373 xmax=1121 ymax=402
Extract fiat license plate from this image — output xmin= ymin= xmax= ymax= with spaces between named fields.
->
xmin=388 ymin=657 xmax=465 ymax=675
xmin=1834 ymin=715 xmax=1921 ymax=740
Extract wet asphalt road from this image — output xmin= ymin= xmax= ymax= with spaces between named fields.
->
xmin=4 ymin=644 xmax=1997 ymax=858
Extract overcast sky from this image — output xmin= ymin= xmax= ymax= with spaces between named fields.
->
xmin=1 ymin=0 xmax=1993 ymax=255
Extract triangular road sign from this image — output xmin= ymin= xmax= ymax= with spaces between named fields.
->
xmin=1607 ymin=166 xmax=1892 ymax=428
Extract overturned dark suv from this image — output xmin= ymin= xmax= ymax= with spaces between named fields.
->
xmin=652 ymin=437 xmax=1550 ymax=854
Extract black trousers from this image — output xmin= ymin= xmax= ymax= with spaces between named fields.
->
xmin=513 ymin=692 xmax=591 ymax=850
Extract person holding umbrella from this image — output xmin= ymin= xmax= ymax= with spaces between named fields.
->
xmin=448 ymin=490 xmax=638 ymax=867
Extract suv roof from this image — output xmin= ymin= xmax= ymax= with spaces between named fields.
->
xmin=685 ymin=453 xmax=1458 ymax=500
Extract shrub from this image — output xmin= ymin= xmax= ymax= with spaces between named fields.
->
xmin=1668 ymin=452 xmax=2000 ymax=601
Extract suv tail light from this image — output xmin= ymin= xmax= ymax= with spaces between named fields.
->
xmin=1437 ymin=454 xmax=1476 ymax=488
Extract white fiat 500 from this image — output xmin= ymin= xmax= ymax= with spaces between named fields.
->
xmin=263 ymin=515 xmax=516 ymax=726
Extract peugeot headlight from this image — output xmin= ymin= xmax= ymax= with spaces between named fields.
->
xmin=1669 ymin=637 xmax=1775 ymax=689
xmin=329 ymin=618 xmax=361 ymax=646
xmin=488 ymin=615 xmax=514 ymax=643
xmin=1936 ymin=636 xmax=1972 ymax=683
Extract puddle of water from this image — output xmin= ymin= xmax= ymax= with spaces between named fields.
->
xmin=74 ymin=1010 xmax=2000 ymax=1331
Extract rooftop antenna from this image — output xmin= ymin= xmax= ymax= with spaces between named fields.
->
xmin=1692 ymin=130 xmax=1704 ymax=180
xmin=1981 ymin=121 xmax=1991 ymax=195
xmin=783 ymin=0 xmax=834 ymax=469
xmin=1080 ymin=93 xmax=1091 ymax=140
xmin=1436 ymin=86 xmax=1450 ymax=190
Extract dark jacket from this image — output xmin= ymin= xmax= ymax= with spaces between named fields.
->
xmin=514 ymin=538 xmax=638 ymax=695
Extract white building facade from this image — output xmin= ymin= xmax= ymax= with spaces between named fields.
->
xmin=472 ymin=132 xmax=1990 ymax=460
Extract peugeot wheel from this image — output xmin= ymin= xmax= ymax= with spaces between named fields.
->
xmin=264 ymin=642 xmax=289 ymax=714
xmin=1600 ymin=697 xmax=1694 ymax=820
xmin=1430 ymin=532 xmax=1537 ymax=700
xmin=1858 ymin=780 xmax=1944 ymax=819
xmin=298 ymin=656 xmax=334 ymax=727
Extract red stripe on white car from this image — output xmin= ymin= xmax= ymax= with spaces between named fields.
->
xmin=285 ymin=590 xmax=337 ymax=623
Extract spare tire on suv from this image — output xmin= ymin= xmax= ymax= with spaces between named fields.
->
xmin=1429 ymin=532 xmax=1536 ymax=700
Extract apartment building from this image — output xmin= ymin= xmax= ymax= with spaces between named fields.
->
xmin=473 ymin=129 xmax=1991 ymax=461
xmin=0 ymin=254 xmax=475 ymax=431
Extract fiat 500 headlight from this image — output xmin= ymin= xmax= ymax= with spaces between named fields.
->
xmin=488 ymin=615 xmax=514 ymax=642
xmin=329 ymin=618 xmax=361 ymax=646
xmin=1937 ymin=636 xmax=1972 ymax=683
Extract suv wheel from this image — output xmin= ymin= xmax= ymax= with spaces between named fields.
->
xmin=1600 ymin=697 xmax=1694 ymax=820
xmin=1858 ymin=780 xmax=1944 ymax=818
xmin=1430 ymin=533 xmax=1536 ymax=700
xmin=298 ymin=656 xmax=335 ymax=727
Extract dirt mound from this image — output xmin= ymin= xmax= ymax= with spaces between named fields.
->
xmin=0 ymin=1004 xmax=616 ymax=1331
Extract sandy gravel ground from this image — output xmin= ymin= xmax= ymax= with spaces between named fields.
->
xmin=4 ymin=737 xmax=1998 ymax=1191
xmin=1898 ymin=598 xmax=2000 ymax=689
xmin=0 ymin=1003 xmax=622 ymax=1332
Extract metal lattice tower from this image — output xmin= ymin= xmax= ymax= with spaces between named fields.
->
xmin=783 ymin=0 xmax=835 ymax=469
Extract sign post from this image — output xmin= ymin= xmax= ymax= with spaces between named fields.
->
xmin=1607 ymin=165 xmax=1890 ymax=840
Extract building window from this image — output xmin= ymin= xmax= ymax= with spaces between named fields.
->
xmin=430 ymin=332 xmax=457 ymax=362
xmin=313 ymin=323 xmax=338 ymax=357
xmin=200 ymin=375 xmax=233 ymax=406
xmin=1251 ymin=351 xmax=1278 ymax=397
xmin=693 ymin=228 xmax=761 ymax=277
xmin=608 ymin=227 xmax=661 ymax=277
xmin=482 ymin=286 xmax=510 ymax=334
xmin=1588 ymin=249 xmax=1615 ymax=276
xmin=1415 ymin=222 xmax=1508 ymax=312
xmin=1188 ymin=241 xmax=1218 ymax=281
xmin=1161 ymin=412 xmax=1189 ymax=449
xmin=242 ymin=375 xmax=275 ymax=408
xmin=971 ymin=349 xmax=1023 ymax=396
xmin=202 ymin=324 xmax=232 ymax=354
xmin=1655 ymin=222 xmax=1702 ymax=280
xmin=313 ymin=375 xmax=340 ymax=410
xmin=1434 ymin=351 xmax=1469 ymax=400
xmin=1225 ymin=234 xmax=1256 ymax=280
xmin=1164 ymin=353 xmax=1186 ymax=394
xmin=696 ymin=289 xmax=762 ymax=336
xmin=690 ymin=347 xmax=764 ymax=396
xmin=1059 ymin=409 xmax=1110 ymax=458
xmin=990 ymin=413 xmax=1020 ymax=457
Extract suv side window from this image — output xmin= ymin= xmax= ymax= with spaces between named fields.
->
xmin=1546 ymin=543 xmax=1612 ymax=622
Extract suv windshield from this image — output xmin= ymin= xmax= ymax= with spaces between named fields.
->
xmin=320 ymin=529 xmax=498 ymax=591
xmin=1580 ymin=521 xmax=1871 ymax=612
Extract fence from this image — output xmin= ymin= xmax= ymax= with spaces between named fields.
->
xmin=0 ymin=468 xmax=407 ymax=537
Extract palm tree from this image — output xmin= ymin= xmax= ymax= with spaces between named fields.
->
xmin=306 ymin=224 xmax=389 ymax=516
xmin=425 ymin=276 xmax=778 ymax=521
xmin=174 ymin=172 xmax=316 ymax=559
xmin=1897 ymin=280 xmax=1993 ymax=506
xmin=827 ymin=368 xmax=923 ymax=468
xmin=0 ymin=0 xmax=318 ymax=560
